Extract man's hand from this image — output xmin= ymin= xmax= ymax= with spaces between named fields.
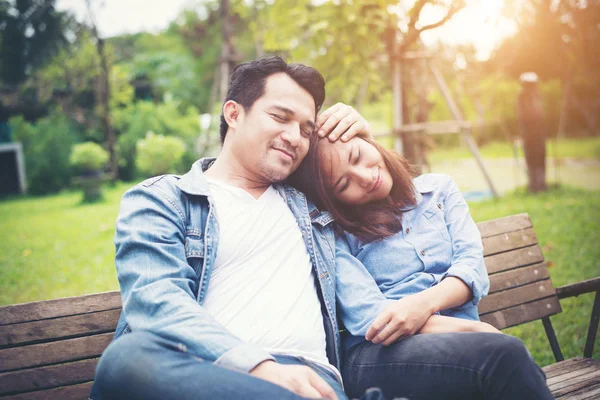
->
xmin=366 ymin=294 xmax=435 ymax=346
xmin=316 ymin=102 xmax=372 ymax=142
xmin=249 ymin=360 xmax=338 ymax=400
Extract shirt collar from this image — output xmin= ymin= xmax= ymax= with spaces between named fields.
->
xmin=400 ymin=175 xmax=438 ymax=211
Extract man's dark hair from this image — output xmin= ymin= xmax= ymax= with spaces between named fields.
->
xmin=219 ymin=56 xmax=326 ymax=143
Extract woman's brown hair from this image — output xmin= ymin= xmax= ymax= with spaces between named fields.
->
xmin=288 ymin=134 xmax=417 ymax=242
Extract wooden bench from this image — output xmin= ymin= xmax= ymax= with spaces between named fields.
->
xmin=0 ymin=213 xmax=598 ymax=399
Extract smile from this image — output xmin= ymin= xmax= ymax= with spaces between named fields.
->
xmin=273 ymin=148 xmax=295 ymax=160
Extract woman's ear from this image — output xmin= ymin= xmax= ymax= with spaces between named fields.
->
xmin=222 ymin=100 xmax=243 ymax=133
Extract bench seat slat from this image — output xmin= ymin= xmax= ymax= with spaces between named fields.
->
xmin=488 ymin=262 xmax=549 ymax=294
xmin=479 ymin=279 xmax=556 ymax=315
xmin=476 ymin=213 xmax=532 ymax=238
xmin=557 ymin=383 xmax=600 ymax=400
xmin=543 ymin=358 xmax=595 ymax=378
xmin=547 ymin=364 xmax=600 ymax=386
xmin=483 ymin=245 xmax=544 ymax=274
xmin=548 ymin=368 xmax=600 ymax=396
xmin=0 ymin=359 xmax=97 ymax=396
xmin=0 ymin=333 xmax=113 ymax=373
xmin=0 ymin=292 xmax=121 ymax=326
xmin=0 ymin=310 xmax=120 ymax=348
xmin=482 ymin=228 xmax=538 ymax=257
xmin=480 ymin=296 xmax=561 ymax=330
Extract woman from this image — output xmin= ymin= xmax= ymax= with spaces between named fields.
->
xmin=288 ymin=122 xmax=553 ymax=399
xmin=290 ymin=132 xmax=496 ymax=341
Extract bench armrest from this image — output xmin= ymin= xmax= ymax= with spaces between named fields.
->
xmin=556 ymin=277 xmax=600 ymax=299
xmin=553 ymin=276 xmax=600 ymax=359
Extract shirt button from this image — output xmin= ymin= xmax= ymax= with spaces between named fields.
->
xmin=420 ymin=249 xmax=426 ymax=256
xmin=437 ymin=203 xmax=442 ymax=209
xmin=405 ymin=228 xmax=410 ymax=234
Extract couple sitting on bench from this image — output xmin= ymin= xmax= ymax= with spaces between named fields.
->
xmin=90 ymin=56 xmax=553 ymax=400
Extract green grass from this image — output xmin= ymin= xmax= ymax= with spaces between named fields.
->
xmin=0 ymin=182 xmax=598 ymax=367
xmin=428 ymin=137 xmax=600 ymax=164
xmin=0 ymin=183 xmax=130 ymax=305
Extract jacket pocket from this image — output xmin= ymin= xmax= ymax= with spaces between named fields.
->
xmin=423 ymin=203 xmax=451 ymax=242
xmin=184 ymin=235 xmax=205 ymax=278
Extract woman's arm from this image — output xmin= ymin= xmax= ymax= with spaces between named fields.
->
xmin=418 ymin=315 xmax=501 ymax=335
xmin=441 ymin=176 xmax=490 ymax=306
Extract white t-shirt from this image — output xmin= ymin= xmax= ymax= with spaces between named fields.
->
xmin=203 ymin=177 xmax=337 ymax=376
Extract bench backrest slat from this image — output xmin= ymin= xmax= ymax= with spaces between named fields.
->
xmin=479 ymin=214 xmax=561 ymax=330
xmin=0 ymin=333 xmax=112 ymax=373
xmin=0 ymin=212 xmax=561 ymax=398
xmin=0 ymin=292 xmax=121 ymax=326
xmin=1 ymin=382 xmax=94 ymax=400
xmin=0 ymin=309 xmax=120 ymax=348
xmin=0 ymin=358 xmax=97 ymax=397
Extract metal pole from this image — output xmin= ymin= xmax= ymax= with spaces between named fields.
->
xmin=428 ymin=61 xmax=499 ymax=198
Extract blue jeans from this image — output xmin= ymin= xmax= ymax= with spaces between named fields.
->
xmin=90 ymin=331 xmax=387 ymax=400
xmin=342 ymin=332 xmax=554 ymax=400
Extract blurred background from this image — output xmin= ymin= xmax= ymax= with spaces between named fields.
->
xmin=0 ymin=0 xmax=598 ymax=366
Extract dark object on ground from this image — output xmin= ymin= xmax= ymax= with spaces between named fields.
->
xmin=0 ymin=213 xmax=598 ymax=399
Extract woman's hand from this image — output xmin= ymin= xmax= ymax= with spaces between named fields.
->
xmin=418 ymin=315 xmax=503 ymax=335
xmin=366 ymin=293 xmax=435 ymax=346
xmin=315 ymin=102 xmax=372 ymax=142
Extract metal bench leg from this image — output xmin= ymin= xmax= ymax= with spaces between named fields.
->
xmin=542 ymin=316 xmax=564 ymax=362
xmin=584 ymin=290 xmax=600 ymax=358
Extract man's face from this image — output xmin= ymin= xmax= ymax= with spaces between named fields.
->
xmin=229 ymin=73 xmax=316 ymax=183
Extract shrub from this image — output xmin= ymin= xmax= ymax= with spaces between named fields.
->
xmin=113 ymin=100 xmax=201 ymax=179
xmin=135 ymin=132 xmax=186 ymax=176
xmin=70 ymin=142 xmax=109 ymax=173
xmin=10 ymin=112 xmax=81 ymax=195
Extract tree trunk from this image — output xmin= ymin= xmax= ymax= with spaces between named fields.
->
xmin=96 ymin=37 xmax=117 ymax=180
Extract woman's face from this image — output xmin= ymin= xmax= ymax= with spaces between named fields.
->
xmin=318 ymin=137 xmax=393 ymax=205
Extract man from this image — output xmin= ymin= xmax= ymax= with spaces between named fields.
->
xmin=92 ymin=56 xmax=552 ymax=400
xmin=91 ymin=56 xmax=371 ymax=400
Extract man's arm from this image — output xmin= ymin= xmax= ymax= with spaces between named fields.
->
xmin=115 ymin=183 xmax=274 ymax=373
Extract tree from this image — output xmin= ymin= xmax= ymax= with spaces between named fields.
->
xmin=0 ymin=0 xmax=74 ymax=85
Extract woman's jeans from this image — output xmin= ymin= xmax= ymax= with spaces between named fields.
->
xmin=342 ymin=332 xmax=554 ymax=400
xmin=90 ymin=330 xmax=387 ymax=400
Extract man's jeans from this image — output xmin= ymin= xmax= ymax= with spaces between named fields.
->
xmin=342 ymin=332 xmax=554 ymax=400
xmin=90 ymin=331 xmax=387 ymax=400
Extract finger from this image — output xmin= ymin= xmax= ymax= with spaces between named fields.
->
xmin=316 ymin=103 xmax=343 ymax=133
xmin=339 ymin=121 xmax=365 ymax=142
xmin=366 ymin=312 xmax=391 ymax=341
xmin=308 ymin=371 xmax=338 ymax=400
xmin=372 ymin=320 xmax=404 ymax=345
xmin=327 ymin=118 xmax=356 ymax=142
xmin=318 ymin=107 xmax=350 ymax=138
xmin=292 ymin=379 xmax=323 ymax=399
xmin=382 ymin=329 xmax=409 ymax=347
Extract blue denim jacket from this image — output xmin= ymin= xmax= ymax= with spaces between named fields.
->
xmin=112 ymin=158 xmax=341 ymax=372
xmin=335 ymin=173 xmax=490 ymax=350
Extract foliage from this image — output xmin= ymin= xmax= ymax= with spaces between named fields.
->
xmin=70 ymin=142 xmax=109 ymax=172
xmin=113 ymin=99 xmax=201 ymax=180
xmin=135 ymin=132 xmax=186 ymax=176
xmin=0 ymin=0 xmax=76 ymax=85
xmin=9 ymin=112 xmax=80 ymax=194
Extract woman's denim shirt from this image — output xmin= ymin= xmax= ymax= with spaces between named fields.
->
xmin=335 ymin=173 xmax=490 ymax=350
xmin=112 ymin=158 xmax=341 ymax=373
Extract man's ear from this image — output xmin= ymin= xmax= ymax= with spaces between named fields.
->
xmin=222 ymin=100 xmax=243 ymax=132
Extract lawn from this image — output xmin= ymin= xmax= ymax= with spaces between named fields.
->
xmin=0 ymin=182 xmax=598 ymax=367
